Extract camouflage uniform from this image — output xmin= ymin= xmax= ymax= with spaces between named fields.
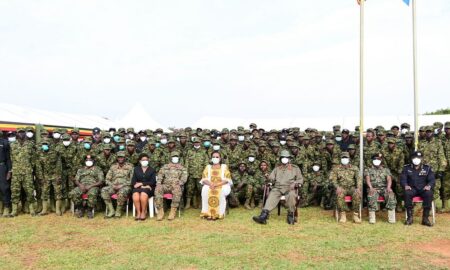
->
xmin=364 ymin=166 xmax=396 ymax=211
xmin=35 ymin=142 xmax=63 ymax=201
xmin=225 ymin=142 xmax=243 ymax=174
xmin=230 ymin=165 xmax=253 ymax=208
xmin=184 ymin=143 xmax=209 ymax=207
xmin=307 ymin=168 xmax=331 ymax=208
xmin=442 ymin=131 xmax=450 ymax=206
xmin=329 ymin=163 xmax=362 ymax=213
xmin=382 ymin=142 xmax=405 ymax=210
xmin=70 ymin=165 xmax=104 ymax=208
xmin=96 ymin=149 xmax=117 ymax=176
xmin=363 ymin=140 xmax=381 ymax=168
xmin=58 ymin=135 xmax=78 ymax=201
xmin=101 ymin=160 xmax=133 ymax=211
xmin=253 ymin=163 xmax=271 ymax=206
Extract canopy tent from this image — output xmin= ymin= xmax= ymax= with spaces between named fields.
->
xmin=115 ymin=103 xmax=167 ymax=131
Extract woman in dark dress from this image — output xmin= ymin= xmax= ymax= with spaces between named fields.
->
xmin=131 ymin=153 xmax=157 ymax=220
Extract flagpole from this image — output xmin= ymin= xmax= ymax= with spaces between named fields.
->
xmin=412 ymin=0 xmax=419 ymax=151
xmin=359 ymin=0 xmax=365 ymax=206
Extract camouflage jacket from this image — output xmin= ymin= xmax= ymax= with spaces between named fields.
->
xmin=184 ymin=148 xmax=209 ymax=179
xmin=10 ymin=140 xmax=35 ymax=175
xmin=75 ymin=166 xmax=104 ymax=185
xmin=382 ymin=147 xmax=405 ymax=176
xmin=105 ymin=162 xmax=133 ymax=186
xmin=157 ymin=163 xmax=188 ymax=186
xmin=35 ymin=147 xmax=62 ymax=180
xmin=364 ymin=166 xmax=391 ymax=189
xmin=418 ymin=138 xmax=447 ymax=172
xmin=329 ymin=164 xmax=362 ymax=189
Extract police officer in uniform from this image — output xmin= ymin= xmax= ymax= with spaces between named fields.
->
xmin=0 ymin=136 xmax=12 ymax=217
xmin=400 ymin=151 xmax=435 ymax=226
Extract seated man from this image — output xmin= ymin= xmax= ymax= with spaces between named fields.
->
xmin=330 ymin=152 xmax=362 ymax=223
xmin=253 ymin=150 xmax=303 ymax=225
xmin=230 ymin=161 xmax=253 ymax=209
xmin=69 ymin=155 xmax=104 ymax=219
xmin=155 ymin=151 xmax=188 ymax=221
xmin=101 ymin=151 xmax=133 ymax=218
xmin=401 ymin=151 xmax=435 ymax=226
xmin=365 ymin=153 xmax=396 ymax=224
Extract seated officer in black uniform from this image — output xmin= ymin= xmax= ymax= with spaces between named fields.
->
xmin=400 ymin=151 xmax=435 ymax=226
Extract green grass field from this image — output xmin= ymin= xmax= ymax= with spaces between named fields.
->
xmin=1 ymin=207 xmax=449 ymax=270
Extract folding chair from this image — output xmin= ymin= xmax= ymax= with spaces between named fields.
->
xmin=405 ymin=196 xmax=436 ymax=225
xmin=132 ymin=196 xmax=155 ymax=218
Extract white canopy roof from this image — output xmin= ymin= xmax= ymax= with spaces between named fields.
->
xmin=115 ymin=103 xmax=167 ymax=131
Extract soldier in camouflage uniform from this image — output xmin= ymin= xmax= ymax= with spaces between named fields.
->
xmin=442 ymin=122 xmax=450 ymax=212
xmin=59 ymin=134 xmax=78 ymax=212
xmin=253 ymin=160 xmax=271 ymax=208
xmin=230 ymin=161 xmax=253 ymax=209
xmin=96 ymin=144 xmax=116 ymax=176
xmin=383 ymin=138 xmax=405 ymax=212
xmin=10 ymin=128 xmax=36 ymax=216
xmin=35 ymin=139 xmax=63 ymax=216
xmin=76 ymin=136 xmax=97 ymax=167
xmin=329 ymin=152 xmax=362 ymax=223
xmin=364 ymin=153 xmax=396 ymax=224
xmin=307 ymin=161 xmax=331 ymax=209
xmin=70 ymin=155 xmax=104 ymax=219
xmin=225 ymin=135 xmax=243 ymax=175
xmin=183 ymin=138 xmax=209 ymax=209
xmin=403 ymin=133 xmax=415 ymax=165
xmin=155 ymin=151 xmax=188 ymax=221
xmin=348 ymin=144 xmax=360 ymax=168
xmin=322 ymin=140 xmax=341 ymax=172
xmin=363 ymin=130 xmax=381 ymax=168
xmin=418 ymin=126 xmax=447 ymax=204
xmin=246 ymin=151 xmax=259 ymax=177
xmin=125 ymin=140 xmax=140 ymax=166
xmin=142 ymin=140 xmax=162 ymax=172
xmin=102 ymin=151 xmax=133 ymax=218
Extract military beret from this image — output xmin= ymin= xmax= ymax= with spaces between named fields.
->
xmin=170 ymin=151 xmax=180 ymax=157
xmin=411 ymin=151 xmax=423 ymax=158
xmin=92 ymin=127 xmax=101 ymax=134
xmin=425 ymin=126 xmax=433 ymax=132
xmin=127 ymin=128 xmax=135 ymax=133
xmin=127 ymin=140 xmax=136 ymax=146
xmin=62 ymin=134 xmax=71 ymax=140
xmin=118 ymin=128 xmax=126 ymax=133
xmin=71 ymin=128 xmax=79 ymax=134
xmin=401 ymin=123 xmax=410 ymax=129
xmin=372 ymin=153 xmax=383 ymax=160
xmin=387 ymin=138 xmax=396 ymax=144
xmin=25 ymin=126 xmax=35 ymax=132
xmin=445 ymin=122 xmax=450 ymax=129
xmin=116 ymin=151 xmax=126 ymax=157
xmin=341 ymin=152 xmax=350 ymax=158
xmin=17 ymin=127 xmax=25 ymax=132
xmin=102 ymin=144 xmax=112 ymax=150
xmin=433 ymin=122 xmax=443 ymax=129
xmin=326 ymin=139 xmax=335 ymax=145
xmin=348 ymin=144 xmax=356 ymax=150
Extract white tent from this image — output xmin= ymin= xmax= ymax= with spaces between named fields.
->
xmin=116 ymin=103 xmax=167 ymax=131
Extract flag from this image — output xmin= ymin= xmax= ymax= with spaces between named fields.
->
xmin=403 ymin=0 xmax=410 ymax=5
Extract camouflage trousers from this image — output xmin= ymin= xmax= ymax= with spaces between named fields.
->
xmin=367 ymin=187 xmax=396 ymax=211
xmin=228 ymin=185 xmax=247 ymax=207
xmin=62 ymin=171 xmax=76 ymax=200
xmin=41 ymin=178 xmax=63 ymax=200
xmin=69 ymin=187 xmax=99 ymax=208
xmin=186 ymin=177 xmax=202 ymax=199
xmin=101 ymin=186 xmax=131 ymax=206
xmin=299 ymin=181 xmax=310 ymax=207
xmin=309 ymin=184 xmax=331 ymax=207
xmin=155 ymin=184 xmax=182 ymax=208
xmin=11 ymin=173 xmax=35 ymax=204
xmin=392 ymin=175 xmax=403 ymax=206
xmin=336 ymin=187 xmax=361 ymax=212
xmin=443 ymin=171 xmax=450 ymax=199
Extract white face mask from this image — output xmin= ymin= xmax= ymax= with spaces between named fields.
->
xmin=156 ymin=134 xmax=162 ymax=138
xmin=8 ymin=137 xmax=16 ymax=143
xmin=335 ymin=137 xmax=342 ymax=142
xmin=250 ymin=135 xmax=254 ymax=139
xmin=53 ymin=133 xmax=61 ymax=139
xmin=401 ymin=128 xmax=408 ymax=134
xmin=281 ymin=157 xmax=289 ymax=164
xmin=125 ymin=139 xmax=131 ymax=144
xmin=171 ymin=157 xmax=180 ymax=164
xmin=109 ymin=131 xmax=114 ymax=137
xmin=194 ymin=145 xmax=201 ymax=149
xmin=313 ymin=165 xmax=320 ymax=172
xmin=211 ymin=157 xmax=221 ymax=165
xmin=191 ymin=137 xmax=196 ymax=142
xmin=140 ymin=136 xmax=147 ymax=142
xmin=248 ymin=157 xmax=255 ymax=163
xmin=128 ymin=134 xmax=134 ymax=139
xmin=177 ymin=137 xmax=180 ymax=142
xmin=280 ymin=140 xmax=286 ymax=146
xmin=412 ymin=158 xmax=422 ymax=166
xmin=26 ymin=132 xmax=34 ymax=138
xmin=160 ymin=138 xmax=168 ymax=145
xmin=341 ymin=158 xmax=350 ymax=165
xmin=85 ymin=161 xmax=94 ymax=167
xmin=434 ymin=128 xmax=440 ymax=135
xmin=103 ymin=138 xmax=111 ymax=144
xmin=63 ymin=141 xmax=71 ymax=147
xmin=238 ymin=136 xmax=245 ymax=142
xmin=372 ymin=159 xmax=382 ymax=166
xmin=213 ymin=145 xmax=220 ymax=151
xmin=140 ymin=160 xmax=149 ymax=167
xmin=216 ymin=136 xmax=221 ymax=140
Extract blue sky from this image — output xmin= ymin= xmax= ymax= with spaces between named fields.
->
xmin=1 ymin=0 xmax=449 ymax=127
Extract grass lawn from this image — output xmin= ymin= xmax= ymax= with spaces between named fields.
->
xmin=0 ymin=207 xmax=449 ymax=270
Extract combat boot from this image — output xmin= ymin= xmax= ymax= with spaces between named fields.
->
xmin=244 ymin=199 xmax=252 ymax=210
xmin=76 ymin=206 xmax=85 ymax=218
xmin=39 ymin=200 xmax=49 ymax=216
xmin=29 ymin=203 xmax=36 ymax=217
xmin=421 ymin=208 xmax=433 ymax=227
xmin=287 ymin=212 xmax=295 ymax=225
xmin=36 ymin=199 xmax=43 ymax=213
xmin=440 ymin=199 xmax=449 ymax=213
xmin=10 ymin=203 xmax=18 ymax=217
xmin=368 ymin=211 xmax=376 ymax=224
xmin=2 ymin=206 xmax=10 ymax=218
xmin=405 ymin=208 xmax=413 ymax=225
xmin=104 ymin=201 xmax=115 ymax=218
xmin=184 ymin=198 xmax=191 ymax=210
xmin=388 ymin=210 xmax=396 ymax=224
xmin=339 ymin=211 xmax=347 ymax=223
xmin=167 ymin=207 xmax=177 ymax=220
xmin=156 ymin=207 xmax=164 ymax=221
xmin=55 ymin=200 xmax=63 ymax=216
xmin=114 ymin=205 xmax=123 ymax=218
xmin=252 ymin=209 xmax=269 ymax=224
xmin=353 ymin=212 xmax=361 ymax=223
xmin=87 ymin=207 xmax=94 ymax=219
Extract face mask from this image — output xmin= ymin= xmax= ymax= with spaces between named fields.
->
xmin=341 ymin=158 xmax=350 ymax=165
xmin=191 ymin=137 xmax=195 ymax=142
xmin=8 ymin=137 xmax=16 ymax=143
xmin=412 ymin=158 xmax=421 ymax=166
xmin=128 ymin=134 xmax=134 ymax=139
xmin=171 ymin=157 xmax=180 ymax=164
xmin=211 ymin=157 xmax=220 ymax=165
xmin=84 ymin=143 xmax=91 ymax=150
xmin=177 ymin=137 xmax=180 ymax=142
xmin=156 ymin=134 xmax=162 ymax=137
xmin=103 ymin=138 xmax=111 ymax=144
xmin=119 ymin=145 xmax=125 ymax=151
xmin=155 ymin=143 xmax=161 ymax=148
xmin=213 ymin=145 xmax=220 ymax=151
xmin=26 ymin=132 xmax=34 ymax=138
xmin=248 ymin=157 xmax=255 ymax=163
xmin=281 ymin=157 xmax=289 ymax=164
xmin=113 ymin=136 xmax=120 ymax=142
xmin=313 ymin=165 xmax=320 ymax=172
xmin=280 ymin=140 xmax=287 ymax=146
xmin=140 ymin=136 xmax=147 ymax=142
xmin=203 ymin=141 xmax=211 ymax=147
xmin=217 ymin=136 xmax=221 ymax=141
xmin=372 ymin=159 xmax=382 ymax=166
xmin=194 ymin=145 xmax=201 ymax=149
xmin=109 ymin=131 xmax=114 ymax=137
xmin=335 ymin=137 xmax=342 ymax=142
xmin=85 ymin=160 xmax=94 ymax=167
xmin=140 ymin=160 xmax=149 ymax=167
xmin=41 ymin=145 xmax=49 ymax=151
xmin=401 ymin=128 xmax=408 ymax=134
xmin=160 ymin=139 xmax=168 ymax=145
xmin=435 ymin=128 xmax=440 ymax=135
xmin=125 ymin=139 xmax=131 ymax=144
xmin=53 ymin=133 xmax=61 ymax=139
xmin=238 ymin=136 xmax=245 ymax=142
xmin=63 ymin=141 xmax=71 ymax=147
xmin=250 ymin=135 xmax=254 ymax=139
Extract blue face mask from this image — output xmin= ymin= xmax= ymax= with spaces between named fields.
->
xmin=84 ymin=143 xmax=91 ymax=150
xmin=41 ymin=145 xmax=49 ymax=151
xmin=113 ymin=136 xmax=120 ymax=143
xmin=119 ymin=145 xmax=125 ymax=150
xmin=155 ymin=143 xmax=161 ymax=148
xmin=203 ymin=141 xmax=211 ymax=147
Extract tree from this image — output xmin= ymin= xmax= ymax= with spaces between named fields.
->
xmin=424 ymin=108 xmax=450 ymax=115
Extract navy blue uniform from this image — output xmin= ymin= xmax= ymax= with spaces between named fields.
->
xmin=400 ymin=164 xmax=435 ymax=210
xmin=0 ymin=138 xmax=12 ymax=207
